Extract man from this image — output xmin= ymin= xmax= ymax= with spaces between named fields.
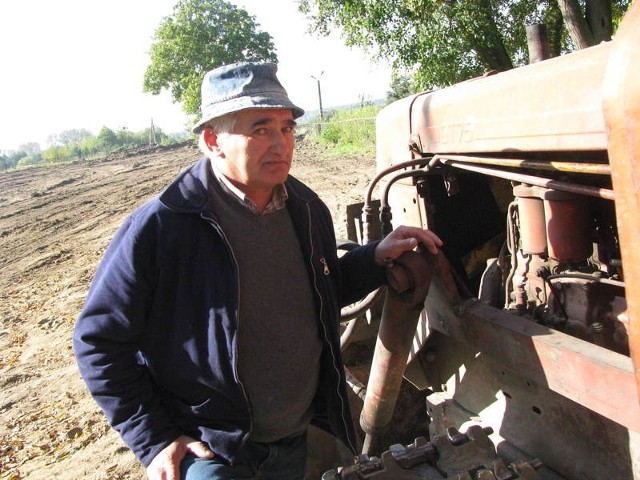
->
xmin=73 ymin=62 xmax=442 ymax=480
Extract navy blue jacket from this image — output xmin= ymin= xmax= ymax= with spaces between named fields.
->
xmin=73 ymin=157 xmax=385 ymax=467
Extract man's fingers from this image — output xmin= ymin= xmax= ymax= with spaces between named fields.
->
xmin=405 ymin=238 xmax=418 ymax=250
xmin=416 ymin=230 xmax=443 ymax=254
xmin=375 ymin=227 xmax=443 ymax=265
xmin=187 ymin=441 xmax=215 ymax=459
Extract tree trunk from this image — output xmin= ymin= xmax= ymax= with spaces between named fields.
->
xmin=462 ymin=0 xmax=514 ymax=71
xmin=557 ymin=0 xmax=596 ymax=49
xmin=526 ymin=24 xmax=551 ymax=63
xmin=586 ymin=0 xmax=612 ymax=43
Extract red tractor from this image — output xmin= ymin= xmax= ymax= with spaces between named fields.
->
xmin=331 ymin=3 xmax=640 ymax=479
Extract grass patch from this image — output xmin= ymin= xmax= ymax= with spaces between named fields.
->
xmin=310 ymin=105 xmax=383 ymax=155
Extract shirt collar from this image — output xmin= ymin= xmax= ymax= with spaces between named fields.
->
xmin=209 ymin=158 xmax=288 ymax=215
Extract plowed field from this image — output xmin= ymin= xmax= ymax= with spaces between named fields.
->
xmin=0 ymin=141 xmax=376 ymax=479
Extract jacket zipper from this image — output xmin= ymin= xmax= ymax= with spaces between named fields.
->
xmin=201 ymin=212 xmax=253 ymax=440
xmin=320 ymin=257 xmax=330 ymax=275
xmin=305 ymin=204 xmax=357 ymax=454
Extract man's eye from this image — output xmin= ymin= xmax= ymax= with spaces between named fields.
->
xmin=283 ymin=126 xmax=295 ymax=134
xmin=254 ymin=128 xmax=268 ymax=135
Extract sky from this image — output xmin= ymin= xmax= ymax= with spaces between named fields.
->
xmin=0 ymin=0 xmax=391 ymax=153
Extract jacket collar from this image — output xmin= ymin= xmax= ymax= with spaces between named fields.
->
xmin=159 ymin=157 xmax=213 ymax=214
xmin=159 ymin=156 xmax=319 ymax=215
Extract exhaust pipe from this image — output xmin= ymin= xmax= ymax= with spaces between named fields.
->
xmin=360 ymin=249 xmax=434 ymax=454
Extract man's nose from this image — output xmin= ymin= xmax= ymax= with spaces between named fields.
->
xmin=268 ymin=130 xmax=290 ymax=150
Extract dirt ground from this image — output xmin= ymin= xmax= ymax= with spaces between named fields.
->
xmin=0 ymin=140 xmax=381 ymax=479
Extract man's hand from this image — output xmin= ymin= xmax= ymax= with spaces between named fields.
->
xmin=374 ymin=225 xmax=443 ymax=266
xmin=146 ymin=435 xmax=215 ymax=480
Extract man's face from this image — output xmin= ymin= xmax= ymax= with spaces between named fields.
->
xmin=208 ymin=109 xmax=296 ymax=199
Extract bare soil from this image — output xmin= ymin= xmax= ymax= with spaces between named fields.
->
xmin=0 ymin=140 xmax=377 ymax=480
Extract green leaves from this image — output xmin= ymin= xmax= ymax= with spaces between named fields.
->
xmin=299 ymin=0 xmax=630 ymax=91
xmin=143 ymin=0 xmax=277 ymax=117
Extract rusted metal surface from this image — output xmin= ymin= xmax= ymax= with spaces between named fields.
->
xmin=543 ymin=193 xmax=592 ymax=262
xmin=375 ymin=41 xmax=613 ymax=169
xmin=325 ymin=412 xmax=544 ymax=479
xmin=426 ymin=356 xmax=636 ymax=480
xmin=368 ymin=5 xmax=640 ymax=479
xmin=418 ymin=258 xmax=640 ymax=434
xmin=410 ymin=42 xmax=610 ymax=154
xmin=458 ymin=300 xmax=640 ymax=432
xmin=360 ymin=251 xmax=434 ymax=453
xmin=603 ymin=1 xmax=640 ymax=400
xmin=322 ymin=445 xmax=430 ymax=479
xmin=413 ymin=248 xmax=640 ymax=432
xmin=513 ymin=185 xmax=548 ymax=255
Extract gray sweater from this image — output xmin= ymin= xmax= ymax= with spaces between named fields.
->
xmin=209 ymin=177 xmax=323 ymax=443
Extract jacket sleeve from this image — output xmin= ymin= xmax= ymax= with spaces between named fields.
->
xmin=310 ymin=197 xmax=386 ymax=306
xmin=338 ymin=240 xmax=386 ymax=307
xmin=73 ymin=208 xmax=182 ymax=466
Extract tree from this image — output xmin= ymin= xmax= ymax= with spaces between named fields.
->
xmin=386 ymin=75 xmax=417 ymax=103
xmin=116 ymin=127 xmax=135 ymax=148
xmin=97 ymin=127 xmax=118 ymax=152
xmin=143 ymin=0 xmax=277 ymax=116
xmin=299 ymin=0 xmax=630 ymax=90
xmin=0 ymin=151 xmax=25 ymax=170
xmin=18 ymin=142 xmax=42 ymax=159
xmin=56 ymin=129 xmax=93 ymax=148
xmin=42 ymin=146 xmax=68 ymax=164
xmin=16 ymin=142 xmax=43 ymax=165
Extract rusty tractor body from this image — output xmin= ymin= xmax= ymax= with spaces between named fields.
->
xmin=336 ymin=3 xmax=640 ymax=479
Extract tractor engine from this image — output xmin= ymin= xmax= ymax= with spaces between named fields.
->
xmin=484 ymin=182 xmax=627 ymax=355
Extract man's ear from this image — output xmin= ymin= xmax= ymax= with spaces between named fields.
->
xmin=202 ymin=128 xmax=224 ymax=156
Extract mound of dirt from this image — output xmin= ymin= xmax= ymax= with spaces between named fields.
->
xmin=0 ymin=141 xmax=377 ymax=479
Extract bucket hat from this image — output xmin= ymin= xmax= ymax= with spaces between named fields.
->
xmin=192 ymin=62 xmax=304 ymax=134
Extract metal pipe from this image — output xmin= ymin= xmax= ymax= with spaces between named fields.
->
xmin=360 ymin=250 xmax=434 ymax=454
xmin=381 ymin=169 xmax=427 ymax=211
xmin=547 ymin=273 xmax=625 ymax=288
xmin=438 ymin=157 xmax=615 ymax=200
xmin=345 ymin=367 xmax=367 ymax=400
xmin=379 ymin=169 xmax=427 ymax=236
xmin=340 ymin=317 xmax=361 ymax=351
xmin=362 ymin=158 xmax=434 ymax=243
xmin=340 ymin=287 xmax=385 ymax=324
xmin=439 ymin=153 xmax=611 ymax=175
xmin=364 ymin=158 xmax=431 ymax=208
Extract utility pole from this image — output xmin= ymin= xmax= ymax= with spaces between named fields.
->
xmin=311 ymin=71 xmax=324 ymax=121
xmin=149 ymin=118 xmax=157 ymax=145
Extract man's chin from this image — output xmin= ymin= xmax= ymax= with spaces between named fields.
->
xmin=263 ymin=163 xmax=290 ymax=178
